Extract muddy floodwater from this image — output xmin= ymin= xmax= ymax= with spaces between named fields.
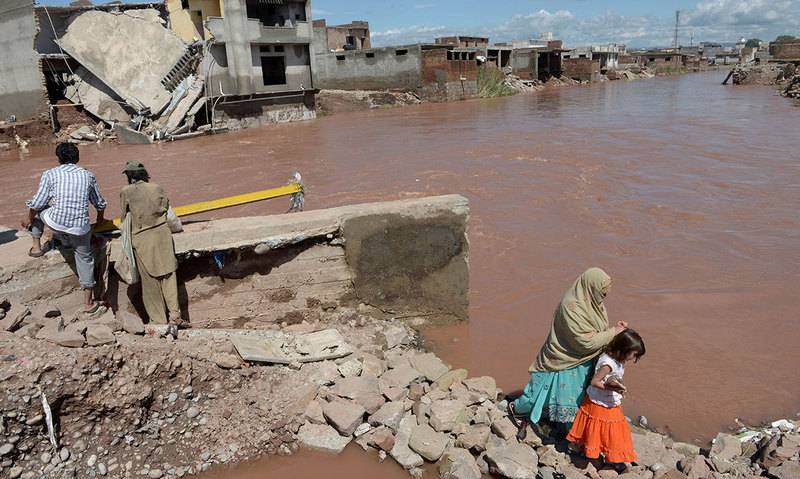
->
xmin=1 ymin=72 xmax=799 ymax=472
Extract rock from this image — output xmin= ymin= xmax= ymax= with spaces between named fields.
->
xmin=337 ymin=358 xmax=363 ymax=377
xmin=14 ymin=322 xmax=43 ymax=338
xmin=638 ymin=416 xmax=649 ymax=428
xmin=85 ymin=324 xmax=115 ymax=346
xmin=9 ymin=466 xmax=23 ymax=479
xmin=438 ymin=447 xmax=482 ymax=479
xmin=656 ymin=470 xmax=688 ymax=479
xmin=408 ymin=422 xmax=449 ymax=462
xmin=710 ymin=456 xmax=732 ymax=474
xmin=186 ymin=407 xmax=201 ymax=419
xmin=409 ymin=352 xmax=450 ymax=382
xmin=98 ymin=463 xmax=108 ymax=475
xmin=538 ymin=465 xmax=558 ymax=479
xmin=383 ymin=325 xmax=409 ymax=349
xmin=380 ymin=383 xmax=409 ymax=402
xmin=118 ymin=311 xmax=145 ymax=335
xmin=770 ymin=461 xmax=800 ymax=479
xmin=304 ymin=400 xmax=326 ymax=425
xmin=354 ymin=423 xmax=372 ymax=437
xmin=369 ymin=401 xmax=407 ymax=431
xmin=297 ymin=423 xmax=351 ymax=454
xmin=456 ymin=425 xmax=491 ymax=453
xmin=87 ymin=454 xmax=98 ymax=467
xmin=390 ymin=415 xmax=424 ymax=469
xmin=360 ymin=354 xmax=387 ymax=377
xmin=672 ymin=442 xmax=700 ymax=457
xmin=484 ymin=443 xmax=538 ymax=479
xmin=632 ymin=431 xmax=668 ymax=467
xmin=680 ymin=455 xmax=711 ymax=479
xmin=167 ymin=392 xmax=178 ymax=403
xmin=433 ymin=369 xmax=469 ymax=392
xmin=491 ymin=416 xmax=518 ymax=441
xmin=330 ymin=375 xmax=386 ymax=414
xmin=323 ymin=399 xmax=366 ymax=436
xmin=212 ymin=353 xmax=242 ymax=369
xmin=380 ymin=365 xmax=422 ymax=390
xmin=0 ymin=305 xmax=30 ymax=332
xmin=537 ymin=445 xmax=567 ymax=468
xmin=43 ymin=330 xmax=86 ymax=348
xmin=463 ymin=376 xmax=498 ymax=400
xmin=429 ymin=399 xmax=469 ymax=432
xmin=369 ymin=426 xmax=396 ymax=452
xmin=148 ymin=469 xmax=163 ymax=478
xmin=710 ymin=433 xmax=742 ymax=462
xmin=59 ymin=448 xmax=70 ymax=461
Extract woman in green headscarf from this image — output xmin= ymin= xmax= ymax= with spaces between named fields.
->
xmin=509 ymin=268 xmax=628 ymax=435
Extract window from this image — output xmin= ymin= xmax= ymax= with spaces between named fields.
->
xmin=346 ymin=36 xmax=355 ymax=47
xmin=366 ymin=52 xmax=375 ymax=58
xmin=260 ymin=46 xmax=272 ymax=53
xmin=294 ymin=45 xmax=304 ymax=57
xmin=181 ymin=0 xmax=189 ymax=9
xmin=396 ymin=49 xmax=408 ymax=56
xmin=274 ymin=45 xmax=284 ymax=53
xmin=665 ymin=56 xmax=672 ymax=61
xmin=336 ymin=55 xmax=346 ymax=61
xmin=261 ymin=56 xmax=286 ymax=85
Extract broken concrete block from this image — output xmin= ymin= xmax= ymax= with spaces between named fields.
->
xmin=64 ymin=67 xmax=134 ymax=123
xmin=337 ymin=358 xmax=363 ymax=378
xmin=212 ymin=353 xmax=242 ymax=370
xmin=369 ymin=426 xmax=396 ymax=452
xmin=408 ymin=422 xmax=449 ymax=462
xmin=43 ymin=330 xmax=86 ymax=348
xmin=710 ymin=433 xmax=742 ymax=462
xmin=304 ymin=400 xmax=326 ymax=425
xmin=429 ymin=399 xmax=469 ymax=432
xmin=0 ymin=305 xmax=30 ymax=332
xmin=380 ymin=364 xmax=421 ymax=391
xmin=86 ymin=324 xmax=115 ymax=346
xmin=389 ymin=415 xmax=424 ymax=470
xmin=114 ymin=125 xmax=152 ymax=145
xmin=438 ymin=447 xmax=482 ymax=479
xmin=490 ymin=416 xmax=518 ymax=441
xmin=14 ymin=323 xmax=43 ymax=339
xmin=368 ymin=401 xmax=406 ymax=432
xmin=119 ymin=311 xmax=145 ymax=335
xmin=330 ymin=375 xmax=385 ymax=414
xmin=485 ymin=443 xmax=538 ymax=479
xmin=432 ymin=368 xmax=468 ymax=392
xmin=360 ymin=353 xmax=387 ymax=377
xmin=410 ymin=352 xmax=450 ymax=382
xmin=456 ymin=425 xmax=491 ymax=453
xmin=382 ymin=325 xmax=409 ymax=349
xmin=297 ymin=423 xmax=351 ymax=454
xmin=322 ymin=399 xmax=366 ymax=436
xmin=463 ymin=376 xmax=498 ymax=400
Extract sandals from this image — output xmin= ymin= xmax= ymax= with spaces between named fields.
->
xmin=28 ymin=247 xmax=45 ymax=258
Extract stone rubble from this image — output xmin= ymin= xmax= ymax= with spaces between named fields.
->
xmin=1 ymin=297 xmax=798 ymax=479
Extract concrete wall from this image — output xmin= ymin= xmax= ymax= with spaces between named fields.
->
xmin=510 ymin=48 xmax=538 ymax=80
xmin=420 ymin=49 xmax=477 ymax=101
xmin=0 ymin=195 xmax=470 ymax=327
xmin=563 ymin=58 xmax=600 ymax=82
xmin=0 ymin=0 xmax=48 ymax=120
xmin=314 ymin=45 xmax=423 ymax=91
xmin=167 ymin=0 xmax=223 ymax=42
xmin=769 ymin=41 xmax=800 ymax=61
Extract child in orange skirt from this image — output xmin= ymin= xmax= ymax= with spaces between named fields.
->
xmin=567 ymin=329 xmax=646 ymax=471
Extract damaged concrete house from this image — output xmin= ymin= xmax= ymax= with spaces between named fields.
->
xmin=485 ymin=40 xmax=565 ymax=82
xmin=0 ymin=0 xmax=317 ymax=145
xmin=313 ymin=43 xmax=478 ymax=102
xmin=313 ymin=19 xmax=371 ymax=52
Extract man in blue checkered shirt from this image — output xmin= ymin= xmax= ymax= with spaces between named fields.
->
xmin=22 ymin=143 xmax=108 ymax=315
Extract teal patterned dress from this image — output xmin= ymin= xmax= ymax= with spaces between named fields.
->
xmin=513 ymin=361 xmax=594 ymax=428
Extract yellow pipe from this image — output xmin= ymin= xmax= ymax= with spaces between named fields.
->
xmin=94 ymin=183 xmax=302 ymax=234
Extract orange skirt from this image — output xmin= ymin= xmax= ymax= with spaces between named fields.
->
xmin=566 ymin=397 xmax=637 ymax=463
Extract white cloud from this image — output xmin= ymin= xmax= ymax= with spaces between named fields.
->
xmin=369 ymin=0 xmax=800 ymax=48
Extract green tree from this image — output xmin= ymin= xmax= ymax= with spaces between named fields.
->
xmin=744 ymin=38 xmax=762 ymax=48
xmin=774 ymin=35 xmax=798 ymax=43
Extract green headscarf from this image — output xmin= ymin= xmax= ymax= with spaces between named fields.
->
xmin=529 ymin=267 xmax=615 ymax=372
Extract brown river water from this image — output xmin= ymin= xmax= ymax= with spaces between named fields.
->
xmin=1 ymin=72 xmax=798 ymax=476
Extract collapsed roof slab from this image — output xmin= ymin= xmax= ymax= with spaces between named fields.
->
xmin=64 ymin=67 xmax=135 ymax=124
xmin=57 ymin=9 xmax=189 ymax=115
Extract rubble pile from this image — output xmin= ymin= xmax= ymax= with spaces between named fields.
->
xmin=780 ymin=72 xmax=800 ymax=101
xmin=317 ymin=89 xmax=422 ymax=114
xmin=607 ymin=68 xmax=656 ymax=81
xmin=2 ymin=290 xmax=799 ymax=479
xmin=503 ymin=76 xmax=545 ymax=93
xmin=730 ymin=63 xmax=795 ymax=86
xmin=49 ymin=9 xmax=208 ymax=145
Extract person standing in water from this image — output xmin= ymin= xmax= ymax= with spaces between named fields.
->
xmin=508 ymin=268 xmax=629 ymax=436
xmin=120 ymin=161 xmax=183 ymax=339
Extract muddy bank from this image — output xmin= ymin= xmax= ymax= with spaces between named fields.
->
xmin=729 ymin=62 xmax=800 ymax=103
xmin=2 ymin=300 xmax=798 ymax=479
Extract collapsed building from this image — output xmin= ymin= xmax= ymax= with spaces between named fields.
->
xmin=0 ymin=0 xmax=318 ymax=145
xmin=486 ymin=41 xmax=564 ymax=82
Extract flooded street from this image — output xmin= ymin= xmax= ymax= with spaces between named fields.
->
xmin=2 ymin=70 xmax=798 ymax=461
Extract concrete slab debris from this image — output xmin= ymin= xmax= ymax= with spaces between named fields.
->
xmin=114 ymin=125 xmax=152 ymax=144
xmin=58 ymin=9 xmax=190 ymax=114
xmin=297 ymin=423 xmax=351 ymax=454
xmin=231 ymin=328 xmax=354 ymax=365
xmin=64 ymin=67 xmax=133 ymax=124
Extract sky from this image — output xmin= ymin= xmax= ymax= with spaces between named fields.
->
xmin=39 ymin=0 xmax=800 ymax=48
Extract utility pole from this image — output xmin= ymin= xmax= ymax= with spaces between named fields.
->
xmin=673 ymin=10 xmax=680 ymax=50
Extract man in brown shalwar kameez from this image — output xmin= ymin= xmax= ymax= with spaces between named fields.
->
xmin=120 ymin=161 xmax=182 ymax=339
